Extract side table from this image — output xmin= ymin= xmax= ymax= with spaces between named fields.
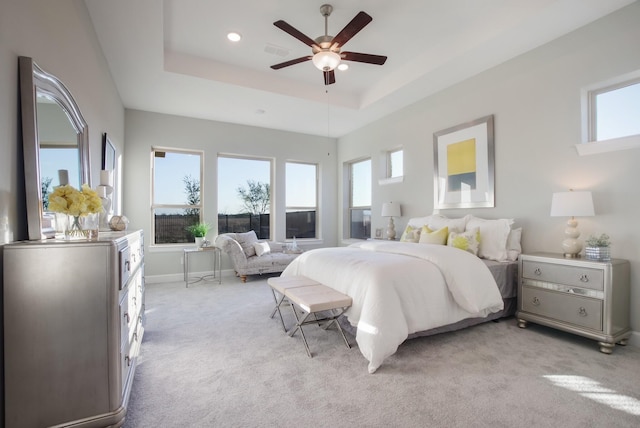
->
xmin=517 ymin=252 xmax=630 ymax=353
xmin=183 ymin=246 xmax=221 ymax=287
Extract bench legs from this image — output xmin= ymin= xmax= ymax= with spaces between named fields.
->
xmin=269 ymin=288 xmax=289 ymax=332
xmin=288 ymin=305 xmax=351 ymax=358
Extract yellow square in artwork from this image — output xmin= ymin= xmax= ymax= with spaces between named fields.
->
xmin=447 ymin=139 xmax=476 ymax=175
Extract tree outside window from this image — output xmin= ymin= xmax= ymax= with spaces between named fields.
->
xmin=218 ymin=156 xmax=272 ymax=239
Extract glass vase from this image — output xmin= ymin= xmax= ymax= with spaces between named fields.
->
xmin=65 ymin=213 xmax=99 ymax=241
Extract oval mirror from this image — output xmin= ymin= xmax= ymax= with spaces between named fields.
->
xmin=19 ymin=56 xmax=90 ymax=240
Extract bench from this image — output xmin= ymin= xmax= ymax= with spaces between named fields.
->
xmin=267 ymin=276 xmax=352 ymax=358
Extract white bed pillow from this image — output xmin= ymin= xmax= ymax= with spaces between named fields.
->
xmin=465 ymin=216 xmax=513 ymax=262
xmin=506 ymin=227 xmax=522 ymax=261
xmin=253 ymin=241 xmax=271 ymax=257
xmin=426 ymin=214 xmax=468 ymax=233
xmin=407 ymin=216 xmax=432 ymax=229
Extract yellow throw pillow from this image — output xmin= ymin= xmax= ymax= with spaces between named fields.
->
xmin=400 ymin=225 xmax=422 ymax=243
xmin=419 ymin=226 xmax=449 ymax=245
xmin=447 ymin=228 xmax=480 ymax=255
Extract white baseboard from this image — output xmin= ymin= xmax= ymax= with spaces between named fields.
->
xmin=628 ymin=330 xmax=640 ymax=348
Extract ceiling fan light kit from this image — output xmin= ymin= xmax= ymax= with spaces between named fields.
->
xmin=271 ymin=3 xmax=387 ymax=85
xmin=312 ymin=51 xmax=341 ymax=71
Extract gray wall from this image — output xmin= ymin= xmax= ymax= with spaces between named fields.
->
xmin=337 ymin=3 xmax=640 ymax=333
xmin=0 ymin=0 xmax=125 ymax=245
xmin=124 ymin=110 xmax=337 ymax=278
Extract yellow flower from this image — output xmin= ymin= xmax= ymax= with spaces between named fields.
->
xmin=48 ymin=184 xmax=103 ymax=216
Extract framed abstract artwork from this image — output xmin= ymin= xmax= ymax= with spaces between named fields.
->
xmin=433 ymin=115 xmax=495 ymax=209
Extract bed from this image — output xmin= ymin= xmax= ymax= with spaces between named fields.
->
xmin=280 ymin=214 xmax=521 ymax=373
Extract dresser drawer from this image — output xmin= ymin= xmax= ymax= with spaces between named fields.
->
xmin=522 ymin=260 xmax=604 ymax=291
xmin=521 ymin=285 xmax=602 ymax=331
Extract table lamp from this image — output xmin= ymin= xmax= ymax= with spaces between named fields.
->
xmin=550 ymin=190 xmax=594 ymax=257
xmin=381 ymin=202 xmax=401 ymax=240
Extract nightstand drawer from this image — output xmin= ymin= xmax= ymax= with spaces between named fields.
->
xmin=522 ymin=260 xmax=604 ymax=291
xmin=521 ymin=285 xmax=602 ymax=331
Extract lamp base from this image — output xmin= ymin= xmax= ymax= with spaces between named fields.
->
xmin=561 ymin=218 xmax=582 ymax=258
xmin=386 ymin=217 xmax=396 ymax=241
xmin=563 ymin=252 xmax=581 ymax=258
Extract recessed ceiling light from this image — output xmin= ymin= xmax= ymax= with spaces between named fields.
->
xmin=227 ymin=32 xmax=242 ymax=42
xmin=337 ymin=63 xmax=349 ymax=71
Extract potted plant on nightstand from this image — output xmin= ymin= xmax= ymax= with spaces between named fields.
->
xmin=585 ymin=233 xmax=611 ymax=261
xmin=187 ymin=222 xmax=211 ymax=248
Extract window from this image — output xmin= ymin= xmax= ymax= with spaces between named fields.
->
xmin=349 ymin=158 xmax=371 ymax=239
xmin=589 ymin=78 xmax=640 ymax=142
xmin=151 ymin=148 xmax=203 ymax=245
xmin=388 ymin=148 xmax=404 ymax=178
xmin=579 ymin=72 xmax=640 ymax=155
xmin=218 ymin=155 xmax=272 ymax=239
xmin=286 ymin=162 xmax=317 ymax=239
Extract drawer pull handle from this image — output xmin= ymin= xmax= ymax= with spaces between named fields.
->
xmin=125 ymin=355 xmax=131 ymax=367
xmin=579 ymin=274 xmax=589 ymax=283
xmin=534 ymin=268 xmax=542 ymax=276
xmin=532 ymin=297 xmax=540 ymax=306
xmin=125 ymin=260 xmax=131 ymax=272
xmin=578 ymin=307 xmax=588 ymax=317
xmin=124 ymin=313 xmax=130 ymax=323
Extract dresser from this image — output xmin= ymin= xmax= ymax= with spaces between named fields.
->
xmin=3 ymin=230 xmax=145 ymax=427
xmin=517 ymin=252 xmax=630 ymax=353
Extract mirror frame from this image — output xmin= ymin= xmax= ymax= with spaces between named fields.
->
xmin=19 ymin=56 xmax=91 ymax=240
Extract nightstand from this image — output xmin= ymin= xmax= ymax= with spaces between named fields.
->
xmin=517 ymin=252 xmax=630 ymax=353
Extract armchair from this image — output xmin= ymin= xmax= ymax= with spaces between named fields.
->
xmin=214 ymin=232 xmax=300 ymax=282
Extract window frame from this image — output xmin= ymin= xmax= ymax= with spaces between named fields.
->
xmin=285 ymin=161 xmax=319 ymax=240
xmin=379 ymin=146 xmax=404 ymax=185
xmin=348 ymin=157 xmax=372 ymax=240
xmin=217 ymin=154 xmax=274 ymax=239
xmin=150 ymin=147 xmax=204 ymax=246
xmin=578 ymin=70 xmax=640 ymax=155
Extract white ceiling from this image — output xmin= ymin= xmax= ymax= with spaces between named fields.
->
xmin=84 ymin=0 xmax=635 ymax=138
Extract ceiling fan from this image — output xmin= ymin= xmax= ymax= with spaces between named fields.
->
xmin=270 ymin=4 xmax=387 ymax=85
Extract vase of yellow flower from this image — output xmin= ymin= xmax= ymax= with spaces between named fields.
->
xmin=49 ymin=184 xmax=103 ymax=240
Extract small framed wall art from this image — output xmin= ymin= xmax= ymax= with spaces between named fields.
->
xmin=102 ymin=133 xmax=116 ymax=171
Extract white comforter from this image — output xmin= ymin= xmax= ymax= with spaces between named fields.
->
xmin=281 ymin=241 xmax=504 ymax=373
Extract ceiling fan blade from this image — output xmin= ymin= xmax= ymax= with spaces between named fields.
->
xmin=273 ymin=20 xmax=319 ymax=48
xmin=341 ymin=51 xmax=387 ymax=65
xmin=324 ymin=70 xmax=336 ymax=85
xmin=330 ymin=11 xmax=372 ymax=49
xmin=270 ymin=56 xmax=312 ymax=70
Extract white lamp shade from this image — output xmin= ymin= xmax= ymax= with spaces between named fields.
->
xmin=312 ymin=51 xmax=341 ymax=71
xmin=381 ymin=202 xmax=401 ymax=217
xmin=550 ymin=191 xmax=594 ymax=217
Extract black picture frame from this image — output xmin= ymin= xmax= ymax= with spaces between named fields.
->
xmin=102 ymin=133 xmax=116 ymax=171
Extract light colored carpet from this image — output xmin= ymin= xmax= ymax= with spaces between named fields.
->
xmin=124 ymin=275 xmax=640 ymax=427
